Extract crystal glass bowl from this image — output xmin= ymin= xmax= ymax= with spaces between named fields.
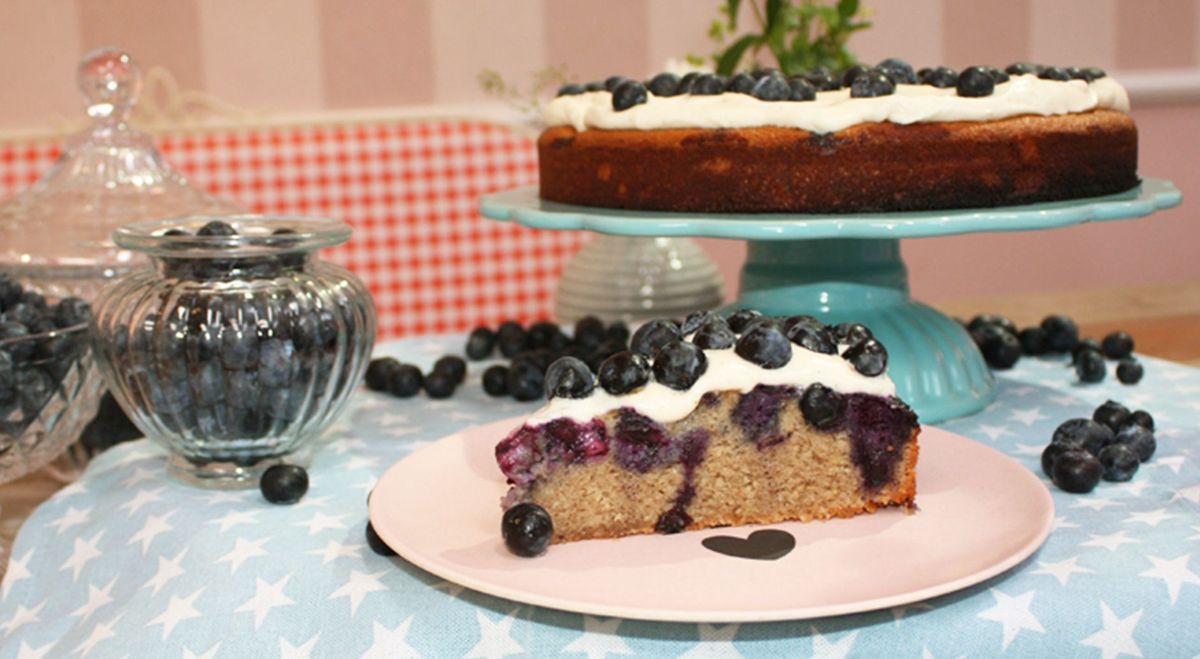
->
xmin=0 ymin=322 xmax=104 ymax=483
xmin=90 ymin=215 xmax=376 ymax=487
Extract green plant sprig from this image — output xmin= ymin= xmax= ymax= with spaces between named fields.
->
xmin=707 ymin=0 xmax=872 ymax=77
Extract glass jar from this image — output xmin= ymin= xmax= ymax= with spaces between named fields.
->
xmin=90 ymin=215 xmax=375 ymax=487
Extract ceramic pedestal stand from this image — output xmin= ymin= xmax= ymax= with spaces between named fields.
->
xmin=481 ymin=178 xmax=1181 ymax=423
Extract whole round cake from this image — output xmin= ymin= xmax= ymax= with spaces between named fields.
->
xmin=538 ymin=61 xmax=1139 ymax=213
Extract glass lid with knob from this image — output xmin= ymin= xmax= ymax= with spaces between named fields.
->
xmin=0 ymin=47 xmax=242 ymax=301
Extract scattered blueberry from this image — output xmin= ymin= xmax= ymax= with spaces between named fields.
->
xmin=843 ymin=339 xmax=887 ymax=376
xmin=1124 ymin=409 xmax=1154 ymax=431
xmin=1039 ymin=66 xmax=1072 ymax=81
xmin=1040 ymin=315 xmax=1079 ymax=353
xmin=630 ymin=319 xmax=682 ymax=359
xmin=597 ymin=351 xmax=651 ymax=395
xmin=735 ymin=322 xmax=792 ymax=369
xmin=830 ymin=322 xmax=872 ymax=345
xmin=1092 ymin=400 xmax=1130 ymax=432
xmin=956 ymin=66 xmax=995 ymax=97
xmin=690 ymin=73 xmax=725 ymax=95
xmin=465 ymin=327 xmax=496 ymax=360
xmin=507 ymin=360 xmax=545 ymax=402
xmin=502 ymin=502 xmax=554 ymax=557
xmin=1051 ymin=449 xmax=1103 ymax=493
xmin=919 ymin=66 xmax=958 ymax=88
xmin=544 ymin=357 xmax=595 ymax=400
xmin=1041 ymin=442 xmax=1071 ymax=477
xmin=528 ymin=321 xmax=566 ymax=351
xmin=726 ymin=309 xmax=763 ymax=334
xmin=1075 ymin=348 xmax=1106 ymax=383
xmin=260 ymin=464 xmax=308 ymax=504
xmin=365 ymin=521 xmax=396 ymax=556
xmin=497 ymin=321 xmax=529 ymax=358
xmin=603 ymin=75 xmax=627 ymax=91
xmin=1098 ymin=442 xmax=1140 ymax=481
xmin=850 ymin=70 xmax=895 ymax=98
xmin=573 ymin=316 xmax=606 ymax=348
xmin=1018 ymin=327 xmax=1048 ymax=355
xmin=1100 ymin=331 xmax=1134 ymax=359
xmin=387 ymin=364 xmax=423 ymax=398
xmin=967 ymin=314 xmax=1017 ymax=336
xmin=1072 ymin=338 xmax=1103 ymax=363
xmin=652 ymin=340 xmax=707 ymax=391
xmin=1052 ymin=418 xmax=1114 ymax=455
xmin=1115 ymin=424 xmax=1156 ymax=462
xmin=482 ymin=365 xmax=509 ymax=397
xmin=800 ymin=383 xmax=845 ymax=430
xmin=973 ymin=325 xmax=1021 ymax=370
xmin=196 ymin=220 xmax=238 ymax=237
xmin=365 ymin=357 xmax=400 ymax=391
xmin=646 ymin=72 xmax=681 ymax=96
xmin=876 ymin=57 xmax=916 ymax=84
xmin=786 ymin=323 xmax=837 ymax=355
xmin=433 ymin=355 xmax=467 ymax=385
xmin=612 ymin=80 xmax=648 ymax=111
xmin=53 ymin=297 xmax=91 ymax=328
xmin=726 ymin=72 xmax=756 ymax=94
xmin=605 ymin=322 xmax=630 ymax=345
xmin=0 ymin=276 xmax=22 ymax=310
xmin=557 ymin=83 xmax=586 ymax=96
xmin=691 ymin=319 xmax=736 ymax=350
xmin=750 ymin=74 xmax=790 ymax=101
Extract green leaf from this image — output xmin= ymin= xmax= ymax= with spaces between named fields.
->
xmin=724 ymin=0 xmax=743 ymax=27
xmin=838 ymin=0 xmax=859 ymax=18
xmin=715 ymin=33 xmax=762 ymax=75
xmin=765 ymin=0 xmax=786 ymax=32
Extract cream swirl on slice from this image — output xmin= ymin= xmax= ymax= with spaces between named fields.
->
xmin=542 ymin=74 xmax=1130 ymax=135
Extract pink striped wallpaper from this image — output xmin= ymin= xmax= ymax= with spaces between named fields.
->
xmin=1 ymin=0 xmax=1199 ymax=128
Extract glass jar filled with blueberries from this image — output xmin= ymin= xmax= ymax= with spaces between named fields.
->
xmin=90 ymin=216 xmax=375 ymax=487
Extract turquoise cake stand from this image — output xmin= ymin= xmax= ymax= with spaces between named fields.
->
xmin=480 ymin=178 xmax=1181 ymax=422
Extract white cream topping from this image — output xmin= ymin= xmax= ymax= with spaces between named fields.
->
xmin=542 ymin=74 xmax=1130 ymax=134
xmin=526 ymin=346 xmax=896 ymax=427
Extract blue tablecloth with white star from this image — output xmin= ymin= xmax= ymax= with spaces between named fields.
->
xmin=3 ymin=334 xmax=1199 ymax=659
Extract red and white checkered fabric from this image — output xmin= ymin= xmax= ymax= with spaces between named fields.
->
xmin=0 ymin=120 xmax=585 ymax=338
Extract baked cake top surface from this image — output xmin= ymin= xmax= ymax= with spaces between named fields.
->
xmin=543 ymin=73 xmax=1129 ymax=134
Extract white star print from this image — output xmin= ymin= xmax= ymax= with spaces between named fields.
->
xmin=60 ymin=530 xmax=104 ymax=581
xmin=0 ymin=599 xmax=44 ymax=635
xmin=1032 ymin=555 xmax=1094 ymax=586
xmin=466 ymin=609 xmax=525 ymax=659
xmin=1079 ymin=602 xmax=1142 ymax=659
xmin=809 ymin=626 xmax=857 ymax=658
xmin=205 ymin=491 xmax=248 ymax=505
xmin=73 ymin=613 xmax=122 ymax=658
xmin=307 ymin=539 xmax=364 ymax=564
xmin=342 ymin=455 xmax=378 ymax=471
xmin=56 ymin=479 xmax=88 ymax=498
xmin=143 ymin=547 xmax=188 ymax=596
xmin=280 ymin=633 xmax=321 ymax=659
xmin=13 ymin=640 xmax=55 ymax=659
xmin=1082 ymin=530 xmax=1142 ymax=552
xmin=209 ymin=509 xmax=260 ymax=533
xmin=1173 ymin=484 xmax=1200 ymax=505
xmin=561 ymin=616 xmax=633 ymax=659
xmin=218 ymin=536 xmax=270 ymax=575
xmin=330 ymin=438 xmax=366 ymax=455
xmin=354 ymin=477 xmax=378 ymax=493
xmin=292 ymin=495 xmax=331 ymax=511
xmin=361 ymin=618 xmax=420 ymax=659
xmin=1071 ymin=496 xmax=1122 ymax=511
xmin=292 ymin=512 xmax=348 ymax=535
xmin=434 ymin=580 xmax=466 ymax=599
xmin=1165 ymin=369 xmax=1191 ymax=381
xmin=235 ymin=574 xmax=295 ymax=628
xmin=147 ymin=586 xmax=204 ymax=640
xmin=977 ymin=589 xmax=1045 ymax=650
xmin=1051 ymin=515 xmax=1080 ymax=531
xmin=1013 ymin=443 xmax=1046 ymax=457
xmin=182 ymin=642 xmax=221 ymax=659
xmin=329 ymin=569 xmax=389 ymax=615
xmin=2 ymin=547 xmax=32 ymax=598
xmin=678 ymin=624 xmax=742 ymax=658
xmin=1048 ymin=394 xmax=1080 ymax=407
xmin=48 ymin=505 xmax=91 ymax=534
xmin=128 ymin=510 xmax=174 ymax=554
xmin=1125 ymin=508 xmax=1175 ymax=527
xmin=118 ymin=486 xmax=164 ymax=515
xmin=121 ymin=465 xmax=159 ymax=487
xmin=975 ymin=424 xmax=1013 ymax=441
xmin=1152 ymin=455 xmax=1185 ymax=474
xmin=1010 ymin=408 xmax=1048 ymax=426
xmin=1008 ymin=385 xmax=1040 ymax=397
xmin=1188 ymin=526 xmax=1200 ymax=542
xmin=1139 ymin=554 xmax=1200 ymax=605
xmin=69 ymin=577 xmax=116 ymax=622
xmin=377 ymin=412 xmax=411 ymax=427
xmin=1115 ymin=480 xmax=1152 ymax=497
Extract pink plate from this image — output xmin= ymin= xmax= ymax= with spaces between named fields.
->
xmin=369 ymin=418 xmax=1054 ymax=623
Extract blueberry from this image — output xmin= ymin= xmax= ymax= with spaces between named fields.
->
xmin=1005 ymin=62 xmax=1041 ymax=75
xmin=612 ymin=80 xmax=648 ymax=111
xmin=556 ymin=83 xmax=586 ymax=96
xmin=220 ymin=325 xmax=259 ymax=369
xmin=1041 ymin=442 xmax=1071 ymax=477
xmin=691 ymin=318 xmax=736 ymax=350
xmin=1052 ymin=418 xmax=1115 ymax=455
xmin=919 ymin=66 xmax=958 ymax=88
xmin=984 ymin=66 xmax=1010 ymax=84
xmin=1101 ymin=331 xmax=1134 ymax=359
xmin=1124 ymin=409 xmax=1154 ymax=432
xmin=604 ymin=322 xmax=630 ymax=345
xmin=597 ymin=351 xmax=650 ymax=395
xmin=4 ymin=302 xmax=38 ymax=327
xmin=260 ymin=464 xmax=308 ymax=504
xmin=850 ymin=70 xmax=895 ymax=98
xmin=1018 ymin=327 xmax=1048 ymax=355
xmin=0 ymin=276 xmax=20 ymax=311
xmin=630 ymin=319 xmax=682 ymax=358
xmin=843 ymin=339 xmax=888 ymax=376
xmin=840 ymin=65 xmax=869 ymax=87
xmin=1 ymin=322 xmax=32 ymax=363
xmin=497 ymin=321 xmax=530 ymax=358
xmin=1039 ymin=66 xmax=1072 ymax=81
xmin=786 ymin=323 xmax=837 ymax=355
xmin=1098 ymin=443 xmax=1139 ymax=482
xmin=514 ymin=349 xmax=554 ymax=374
xmin=584 ymin=81 xmax=605 ymax=92
xmin=573 ymin=316 xmax=606 ymax=348
xmin=197 ymin=220 xmax=238 ymax=237
xmin=365 ymin=357 xmax=399 ymax=391
xmin=646 ymin=72 xmax=681 ymax=96
xmin=1072 ymin=338 xmax=1102 ymax=364
xmin=967 ymin=313 xmax=1017 ymax=336
xmin=506 ymin=360 xmax=545 ymax=401
xmin=1083 ymin=67 xmax=1107 ymax=80
xmin=787 ymin=77 xmax=817 ymax=101
xmin=652 ymin=340 xmax=707 ymax=391
xmin=689 ymin=73 xmax=725 ymax=95
xmin=544 ymin=356 xmax=595 ymax=400
xmin=365 ymin=521 xmax=396 ymax=556
xmin=258 ymin=339 xmax=294 ymax=388
xmin=804 ymin=68 xmax=839 ymax=91
xmin=676 ymin=72 xmax=700 ymax=94
xmin=750 ymin=73 xmax=790 ymax=101
xmin=1052 ymin=449 xmax=1103 ymax=493
xmin=725 ymin=72 xmax=756 ymax=94
xmin=603 ymin=76 xmax=627 ymax=91
xmin=800 ymin=383 xmax=845 ymax=430
xmin=465 ymin=327 xmax=496 ymax=360
xmin=433 ymin=355 xmax=467 ymax=385
xmin=528 ymin=321 xmax=566 ymax=350
xmin=0 ymin=349 xmax=14 ymax=403
xmin=735 ymin=321 xmax=792 ymax=369
xmin=1075 ymin=348 xmax=1106 ymax=383
xmin=423 ymin=370 xmax=456 ymax=399
xmin=388 ymin=364 xmax=423 ymax=398
xmin=52 ymin=297 xmax=90 ymax=328
xmin=681 ymin=311 xmax=717 ymax=336
xmin=1115 ymin=424 xmax=1156 ymax=462
xmin=17 ymin=368 xmax=53 ymax=418
xmin=876 ymin=57 xmax=917 ymax=84
xmin=726 ymin=309 xmax=763 ymax=334
xmin=1040 ymin=315 xmax=1079 ymax=352
xmin=482 ymin=365 xmax=509 ymax=397
xmin=502 ymin=502 xmax=553 ymax=557
xmin=956 ymin=66 xmax=995 ymax=97
xmin=831 ymin=322 xmax=872 ymax=346
xmin=974 ymin=325 xmax=1021 ymax=370
xmin=1092 ymin=399 xmax=1130 ymax=432
xmin=19 ymin=292 xmax=46 ymax=311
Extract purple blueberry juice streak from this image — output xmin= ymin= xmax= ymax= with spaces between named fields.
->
xmin=655 ymin=429 xmax=710 ymax=534
xmin=732 ymin=385 xmax=796 ymax=448
xmin=494 ymin=418 xmax=609 ymax=487
xmin=842 ymin=394 xmax=918 ymax=491
xmin=613 ymin=408 xmax=668 ymax=473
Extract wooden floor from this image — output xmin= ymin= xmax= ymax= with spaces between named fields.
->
xmin=3 ymin=280 xmax=1198 ymax=564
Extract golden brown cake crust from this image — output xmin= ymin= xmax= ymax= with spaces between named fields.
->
xmin=537 ymin=110 xmax=1138 ymax=213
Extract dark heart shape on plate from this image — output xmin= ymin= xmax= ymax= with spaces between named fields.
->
xmin=701 ymin=529 xmax=796 ymax=561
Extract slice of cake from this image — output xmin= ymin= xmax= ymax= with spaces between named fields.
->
xmin=495 ymin=310 xmax=919 ymax=547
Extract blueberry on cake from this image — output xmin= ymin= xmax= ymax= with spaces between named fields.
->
xmin=539 ymin=60 xmax=1137 ymax=213
xmin=494 ymin=312 xmax=919 ymax=546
